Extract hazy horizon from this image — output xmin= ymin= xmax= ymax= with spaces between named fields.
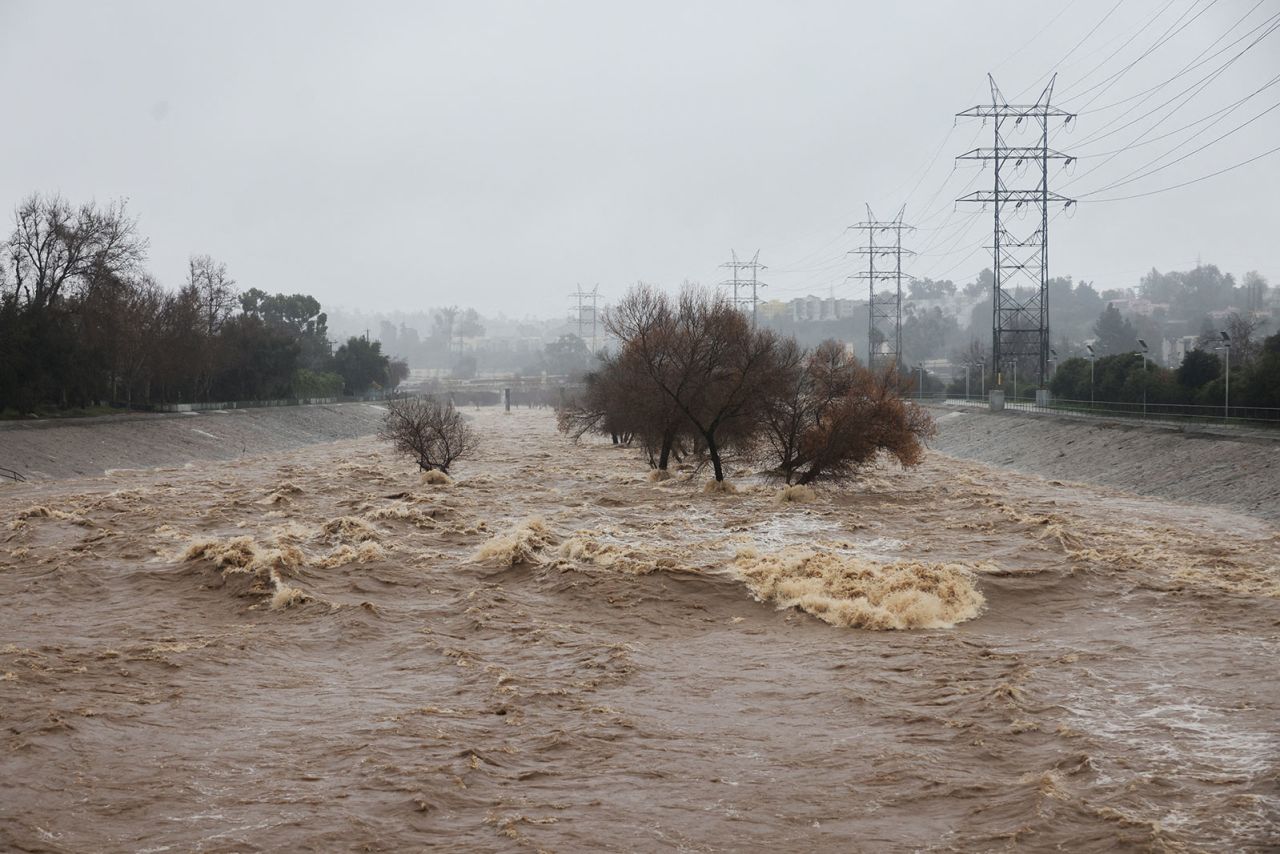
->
xmin=2 ymin=0 xmax=1277 ymax=317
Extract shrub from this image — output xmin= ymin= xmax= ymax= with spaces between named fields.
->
xmin=292 ymin=368 xmax=344 ymax=398
xmin=761 ymin=340 xmax=936 ymax=485
xmin=379 ymin=396 xmax=478 ymax=474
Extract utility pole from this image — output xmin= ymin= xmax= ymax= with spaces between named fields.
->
xmin=957 ymin=74 xmax=1075 ymax=390
xmin=852 ymin=205 xmax=913 ymax=371
xmin=720 ymin=250 xmax=767 ymax=326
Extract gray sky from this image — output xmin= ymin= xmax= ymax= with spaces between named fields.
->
xmin=2 ymin=0 xmax=1277 ymax=317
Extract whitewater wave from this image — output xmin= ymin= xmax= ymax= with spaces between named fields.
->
xmin=776 ymin=484 xmax=817 ymax=504
xmin=182 ymin=535 xmax=314 ymax=610
xmin=731 ymin=546 xmax=986 ymax=630
xmin=473 ymin=518 xmax=555 ymax=566
xmin=558 ymin=533 xmax=676 ymax=575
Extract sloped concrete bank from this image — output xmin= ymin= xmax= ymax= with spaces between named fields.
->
xmin=0 ymin=403 xmax=388 ymax=481
xmin=928 ymin=406 xmax=1280 ymax=522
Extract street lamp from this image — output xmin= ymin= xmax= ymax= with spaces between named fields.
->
xmin=917 ymin=363 xmax=925 ymax=400
xmin=1048 ymin=348 xmax=1058 ymax=403
xmin=1137 ymin=339 xmax=1149 ymax=419
xmin=1085 ymin=344 xmax=1096 ymax=408
xmin=1219 ymin=330 xmax=1231 ymax=422
xmin=980 ymin=360 xmax=986 ymax=398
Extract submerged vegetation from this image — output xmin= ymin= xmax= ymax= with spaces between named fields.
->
xmin=558 ymin=284 xmax=935 ymax=484
xmin=379 ymin=396 xmax=478 ymax=474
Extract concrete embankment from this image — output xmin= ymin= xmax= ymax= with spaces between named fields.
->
xmin=929 ymin=405 xmax=1280 ymax=522
xmin=0 ymin=403 xmax=388 ymax=481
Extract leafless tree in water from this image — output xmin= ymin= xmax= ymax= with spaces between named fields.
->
xmin=380 ymin=396 xmax=478 ymax=474
xmin=762 ymin=339 xmax=936 ymax=485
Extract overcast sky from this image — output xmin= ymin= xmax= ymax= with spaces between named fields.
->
xmin=2 ymin=0 xmax=1277 ymax=318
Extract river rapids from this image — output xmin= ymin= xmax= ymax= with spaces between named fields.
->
xmin=1 ymin=406 xmax=1277 ymax=851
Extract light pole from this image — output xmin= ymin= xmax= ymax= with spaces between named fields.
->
xmin=1220 ymin=330 xmax=1231 ymax=422
xmin=980 ymin=361 xmax=986 ymax=398
xmin=1012 ymin=360 xmax=1018 ymax=404
xmin=1086 ymin=344 xmax=1096 ymax=408
xmin=1048 ymin=348 xmax=1058 ymax=405
xmin=1137 ymin=339 xmax=1149 ymax=419
xmin=918 ymin=363 xmax=925 ymax=400
xmin=964 ymin=362 xmax=970 ymax=399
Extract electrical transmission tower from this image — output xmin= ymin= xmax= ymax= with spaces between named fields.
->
xmin=957 ymin=74 xmax=1075 ymax=389
xmin=719 ymin=250 xmax=767 ymax=326
xmin=569 ymin=285 xmax=601 ymax=352
xmin=852 ymin=206 xmax=913 ymax=370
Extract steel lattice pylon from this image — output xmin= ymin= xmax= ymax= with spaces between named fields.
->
xmin=956 ymin=74 xmax=1075 ymax=389
xmin=719 ymin=250 xmax=768 ymax=328
xmin=852 ymin=205 xmax=913 ymax=371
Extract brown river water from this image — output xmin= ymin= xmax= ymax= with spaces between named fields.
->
xmin=2 ymin=407 xmax=1277 ymax=852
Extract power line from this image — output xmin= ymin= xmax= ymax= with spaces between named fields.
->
xmin=1072 ymin=0 xmax=1266 ymax=114
xmin=1061 ymin=17 xmax=1280 ymax=192
xmin=1094 ymin=93 xmax=1280 ymax=191
xmin=1082 ymin=3 xmax=1278 ymax=115
xmin=1056 ymin=0 xmax=1217 ymax=106
xmin=1069 ymin=16 xmax=1280 ymax=150
xmin=1079 ymin=100 xmax=1280 ymax=198
xmin=1074 ymin=71 xmax=1280 ymax=159
xmin=767 ymin=230 xmax=851 ymax=273
xmin=1011 ymin=0 xmax=1127 ymax=101
xmin=912 ymin=168 xmax=990 ymax=256
xmin=992 ymin=0 xmax=1083 ymax=76
xmin=1079 ymin=142 xmax=1280 ymax=203
xmin=913 ymin=215 xmax=988 ymax=269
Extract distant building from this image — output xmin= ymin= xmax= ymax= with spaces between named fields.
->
xmin=1164 ymin=335 xmax=1201 ymax=368
xmin=1107 ymin=296 xmax=1168 ymax=317
xmin=789 ymin=295 xmax=859 ymax=322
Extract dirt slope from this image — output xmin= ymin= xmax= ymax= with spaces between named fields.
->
xmin=0 ymin=403 xmax=388 ymax=481
xmin=930 ymin=406 xmax=1280 ymax=522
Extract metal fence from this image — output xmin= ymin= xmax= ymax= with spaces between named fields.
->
xmin=915 ymin=392 xmax=1280 ymax=429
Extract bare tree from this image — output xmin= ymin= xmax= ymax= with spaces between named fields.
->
xmin=5 ymin=193 xmax=147 ymax=311
xmin=610 ymin=284 xmax=788 ymax=482
xmin=1243 ymin=270 xmax=1269 ymax=313
xmin=380 ymin=396 xmax=478 ymax=474
xmin=187 ymin=254 xmax=238 ymax=336
xmin=433 ymin=305 xmax=459 ymax=356
xmin=388 ymin=358 xmax=411 ymax=388
xmin=952 ymin=337 xmax=990 ymax=370
xmin=556 ymin=352 xmax=629 ymax=443
xmin=1224 ymin=311 xmax=1268 ymax=367
xmin=115 ymin=275 xmax=166 ymax=404
xmin=601 ymin=287 xmax=694 ymax=468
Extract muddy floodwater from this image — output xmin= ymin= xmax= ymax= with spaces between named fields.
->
xmin=2 ymin=407 xmax=1277 ymax=852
